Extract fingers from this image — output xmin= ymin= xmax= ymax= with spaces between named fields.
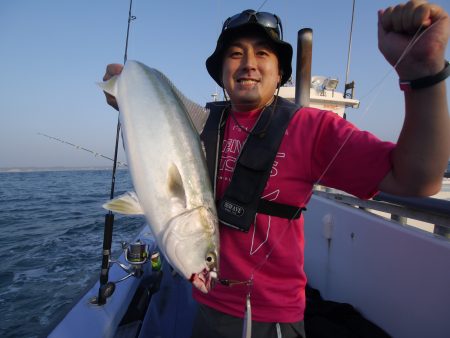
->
xmin=105 ymin=92 xmax=119 ymax=111
xmin=103 ymin=64 xmax=123 ymax=111
xmin=380 ymin=0 xmax=445 ymax=34
xmin=103 ymin=63 xmax=124 ymax=81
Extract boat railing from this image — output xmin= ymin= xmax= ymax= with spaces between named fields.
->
xmin=313 ymin=188 xmax=450 ymax=239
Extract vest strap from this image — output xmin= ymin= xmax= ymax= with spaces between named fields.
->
xmin=202 ymin=97 xmax=302 ymax=232
xmin=257 ymin=199 xmax=305 ymax=219
xmin=202 ymin=102 xmax=228 ymax=191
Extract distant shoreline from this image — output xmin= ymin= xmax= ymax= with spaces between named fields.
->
xmin=0 ymin=166 xmax=127 ymax=173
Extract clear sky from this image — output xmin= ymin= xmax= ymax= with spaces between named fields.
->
xmin=1 ymin=0 xmax=449 ymax=168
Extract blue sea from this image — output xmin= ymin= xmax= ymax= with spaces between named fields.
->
xmin=0 ymin=169 xmax=145 ymax=338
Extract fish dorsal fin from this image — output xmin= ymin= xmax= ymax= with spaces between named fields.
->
xmin=97 ymin=75 xmax=119 ymax=97
xmin=102 ymin=191 xmax=144 ymax=215
xmin=168 ymin=163 xmax=187 ymax=209
xmin=150 ymin=68 xmax=210 ymax=134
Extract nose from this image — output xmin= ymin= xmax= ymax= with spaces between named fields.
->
xmin=241 ymin=51 xmax=257 ymax=72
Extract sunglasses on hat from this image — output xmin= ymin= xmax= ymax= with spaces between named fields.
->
xmin=222 ymin=10 xmax=284 ymax=40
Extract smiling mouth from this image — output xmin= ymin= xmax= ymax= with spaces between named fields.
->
xmin=237 ymin=79 xmax=259 ymax=85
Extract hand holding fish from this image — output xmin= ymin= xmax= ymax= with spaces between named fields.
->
xmin=378 ymin=0 xmax=449 ymax=79
xmin=103 ymin=63 xmax=124 ymax=110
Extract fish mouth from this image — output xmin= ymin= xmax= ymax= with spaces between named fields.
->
xmin=190 ymin=268 xmax=218 ymax=294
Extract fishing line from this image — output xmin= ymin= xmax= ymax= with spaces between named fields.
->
xmin=240 ymin=16 xmax=442 ymax=293
xmin=249 ymin=214 xmax=271 ymax=255
xmin=309 ymin=19 xmax=439 ymax=189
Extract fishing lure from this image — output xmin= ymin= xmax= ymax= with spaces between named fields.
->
xmin=242 ymin=293 xmax=252 ymax=338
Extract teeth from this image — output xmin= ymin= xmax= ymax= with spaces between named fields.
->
xmin=239 ymin=80 xmax=257 ymax=84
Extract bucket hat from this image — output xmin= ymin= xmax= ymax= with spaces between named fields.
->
xmin=206 ymin=9 xmax=293 ymax=87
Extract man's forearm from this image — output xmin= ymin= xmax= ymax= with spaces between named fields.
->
xmin=381 ymin=79 xmax=449 ymax=196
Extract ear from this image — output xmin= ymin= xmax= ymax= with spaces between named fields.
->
xmin=278 ymin=70 xmax=283 ymax=87
xmin=220 ymin=68 xmax=225 ymax=88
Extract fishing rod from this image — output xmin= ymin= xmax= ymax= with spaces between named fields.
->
xmin=38 ymin=132 xmax=127 ymax=167
xmin=96 ymin=0 xmax=136 ymax=306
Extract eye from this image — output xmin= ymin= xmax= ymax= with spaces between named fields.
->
xmin=227 ymin=47 xmax=243 ymax=58
xmin=256 ymin=49 xmax=270 ymax=57
xmin=205 ymin=252 xmax=217 ymax=268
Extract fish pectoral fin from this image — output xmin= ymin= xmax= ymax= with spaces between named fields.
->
xmin=97 ymin=75 xmax=119 ymax=97
xmin=167 ymin=163 xmax=187 ymax=209
xmin=102 ymin=191 xmax=144 ymax=215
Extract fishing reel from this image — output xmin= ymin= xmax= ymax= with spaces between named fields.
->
xmin=91 ymin=239 xmax=162 ymax=305
xmin=111 ymin=240 xmax=160 ymax=282
xmin=113 ymin=240 xmax=149 ymax=279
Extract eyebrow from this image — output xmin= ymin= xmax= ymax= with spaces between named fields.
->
xmin=227 ymin=40 xmax=274 ymax=50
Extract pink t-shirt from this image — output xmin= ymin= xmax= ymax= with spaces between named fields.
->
xmin=194 ymin=106 xmax=395 ymax=323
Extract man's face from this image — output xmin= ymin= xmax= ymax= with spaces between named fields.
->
xmin=222 ymin=35 xmax=281 ymax=112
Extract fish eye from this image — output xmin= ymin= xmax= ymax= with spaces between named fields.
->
xmin=205 ymin=252 xmax=217 ymax=267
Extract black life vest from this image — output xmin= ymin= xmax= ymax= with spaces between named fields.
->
xmin=200 ymin=96 xmax=306 ymax=232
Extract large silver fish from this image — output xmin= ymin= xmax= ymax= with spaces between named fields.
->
xmin=99 ymin=60 xmax=218 ymax=293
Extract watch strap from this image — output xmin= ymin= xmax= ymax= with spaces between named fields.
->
xmin=399 ymin=60 xmax=450 ymax=91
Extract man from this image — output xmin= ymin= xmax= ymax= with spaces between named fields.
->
xmin=104 ymin=1 xmax=449 ymax=337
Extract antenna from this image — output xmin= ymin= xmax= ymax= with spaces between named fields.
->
xmin=344 ymin=0 xmax=356 ymax=99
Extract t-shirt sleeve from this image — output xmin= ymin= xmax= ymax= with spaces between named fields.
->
xmin=310 ymin=111 xmax=395 ymax=199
